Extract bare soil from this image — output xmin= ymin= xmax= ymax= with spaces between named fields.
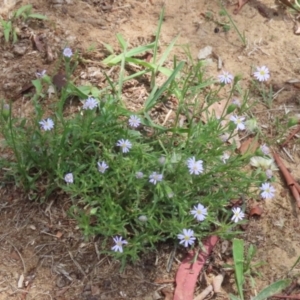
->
xmin=1 ymin=0 xmax=300 ymax=299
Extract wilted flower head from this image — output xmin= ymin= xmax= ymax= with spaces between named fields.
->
xmin=245 ymin=118 xmax=259 ymax=133
xmin=36 ymin=70 xmax=46 ymax=78
xmin=260 ymin=144 xmax=270 ymax=156
xmin=250 ymin=156 xmax=278 ymax=171
xmin=135 ymin=171 xmax=144 ymax=179
xmin=149 ymin=172 xmax=163 ymax=185
xmin=221 ymin=152 xmax=230 ymax=163
xmin=97 ymin=161 xmax=109 ymax=173
xmin=138 ymin=215 xmax=148 ymax=222
xmin=158 ymin=156 xmax=166 ymax=165
xmin=63 ymin=47 xmax=73 ymax=58
xmin=232 ymin=98 xmax=241 ymax=107
xmin=64 ymin=173 xmax=74 ymax=184
xmin=220 ymin=133 xmax=230 ymax=143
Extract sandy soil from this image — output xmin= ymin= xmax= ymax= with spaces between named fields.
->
xmin=1 ymin=0 xmax=300 ymax=299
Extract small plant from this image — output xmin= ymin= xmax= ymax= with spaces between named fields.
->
xmin=0 ymin=4 xmax=47 ymax=43
xmin=229 ymin=239 xmax=291 ymax=300
xmin=0 ymin=10 xmax=276 ymax=263
xmin=218 ymin=1 xmax=247 ymax=46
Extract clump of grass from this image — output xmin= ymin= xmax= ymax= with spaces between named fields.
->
xmin=0 ymin=12 xmax=274 ymax=263
xmin=0 ymin=4 xmax=47 ymax=43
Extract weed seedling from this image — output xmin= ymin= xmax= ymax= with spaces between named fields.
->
xmin=0 ymin=4 xmax=47 ymax=43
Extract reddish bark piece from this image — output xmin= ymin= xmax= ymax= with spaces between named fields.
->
xmin=273 ymin=151 xmax=300 ymax=208
xmin=238 ymin=137 xmax=259 ymax=155
xmin=249 ymin=206 xmax=263 ymax=217
xmin=281 ymin=124 xmax=300 ymax=147
xmin=173 ymin=236 xmax=219 ymax=300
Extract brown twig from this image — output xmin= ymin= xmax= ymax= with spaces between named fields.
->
xmin=281 ymin=124 xmax=300 ymax=147
xmin=273 ymin=151 xmax=300 ymax=208
xmin=272 ymin=294 xmax=300 ymax=299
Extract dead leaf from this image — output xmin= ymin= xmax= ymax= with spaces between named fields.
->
xmin=249 ymin=206 xmax=263 ymax=217
xmin=212 ymin=274 xmax=224 ymax=293
xmin=174 ymin=236 xmax=219 ymax=300
xmin=56 ymin=231 xmax=63 ymax=238
xmin=18 ymin=274 xmax=24 ymax=288
xmin=161 ymin=287 xmax=173 ymax=300
xmin=193 ymin=285 xmax=213 ymax=300
xmin=53 ymin=73 xmax=67 ymax=90
xmin=32 ymin=34 xmax=45 ymax=52
xmin=10 ymin=250 xmax=21 ymax=261
xmin=238 ymin=136 xmax=259 ymax=155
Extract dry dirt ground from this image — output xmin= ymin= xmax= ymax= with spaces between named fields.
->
xmin=1 ymin=0 xmax=300 ymax=299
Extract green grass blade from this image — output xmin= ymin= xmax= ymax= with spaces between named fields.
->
xmin=288 ymin=255 xmax=300 ymax=275
xmin=157 ymin=36 xmax=178 ymax=68
xmin=102 ymin=43 xmax=155 ymax=65
xmin=116 ymin=33 xmax=127 ymax=51
xmin=252 ymin=279 xmax=292 ymax=300
xmin=229 ymin=294 xmax=241 ymax=300
xmin=232 ymin=238 xmax=245 ymax=300
xmin=143 ymin=61 xmax=184 ymax=112
xmin=15 ymin=4 xmax=32 ymax=18
xmin=152 ymin=6 xmax=164 ymax=64
xmin=28 ymin=13 xmax=48 ymax=20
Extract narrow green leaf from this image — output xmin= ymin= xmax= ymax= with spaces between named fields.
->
xmin=15 ymin=5 xmax=32 ymax=18
xmin=28 ymin=13 xmax=48 ymax=20
xmin=252 ymin=279 xmax=292 ymax=300
xmin=102 ymin=43 xmax=114 ymax=54
xmin=143 ymin=61 xmax=184 ymax=112
xmin=232 ymin=238 xmax=244 ymax=300
xmin=229 ymin=294 xmax=241 ymax=300
xmin=102 ymin=43 xmax=155 ymax=65
xmin=116 ymin=33 xmax=127 ymax=50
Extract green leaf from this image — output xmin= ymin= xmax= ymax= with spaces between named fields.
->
xmin=229 ymin=294 xmax=241 ymax=300
xmin=102 ymin=42 xmax=114 ymax=54
xmin=252 ymin=279 xmax=292 ymax=300
xmin=232 ymin=238 xmax=244 ymax=300
xmin=15 ymin=5 xmax=32 ymax=18
xmin=27 ymin=13 xmax=48 ymax=20
xmin=102 ymin=43 xmax=155 ymax=65
xmin=116 ymin=33 xmax=127 ymax=50
xmin=2 ymin=20 xmax=12 ymax=43
xmin=143 ymin=61 xmax=184 ymax=112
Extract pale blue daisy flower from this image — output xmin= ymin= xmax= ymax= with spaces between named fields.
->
xmin=111 ymin=236 xmax=128 ymax=253
xmin=116 ymin=139 xmax=132 ymax=153
xmin=231 ymin=207 xmax=245 ymax=223
xmin=97 ymin=161 xmax=109 ymax=173
xmin=149 ymin=172 xmax=163 ymax=185
xmin=83 ymin=96 xmax=98 ymax=110
xmin=39 ymin=118 xmax=54 ymax=131
xmin=190 ymin=204 xmax=208 ymax=221
xmin=177 ymin=229 xmax=196 ymax=247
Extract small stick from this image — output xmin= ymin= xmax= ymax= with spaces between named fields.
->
xmin=271 ymin=294 xmax=300 ymax=299
xmin=281 ymin=124 xmax=300 ymax=147
xmin=273 ymin=151 xmax=300 ymax=208
xmin=7 ymin=241 xmax=26 ymax=274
